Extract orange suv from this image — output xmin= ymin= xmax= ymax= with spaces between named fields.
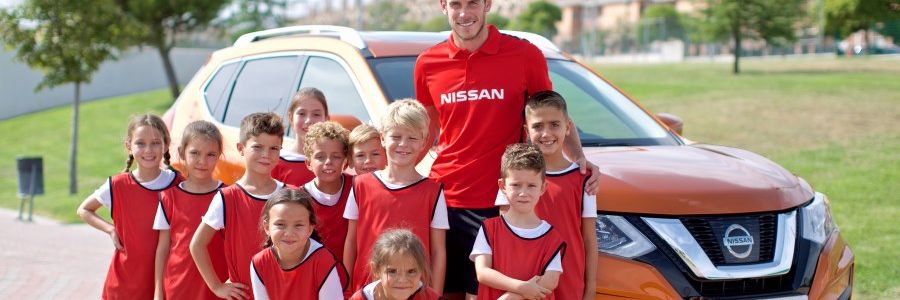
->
xmin=164 ymin=25 xmax=854 ymax=299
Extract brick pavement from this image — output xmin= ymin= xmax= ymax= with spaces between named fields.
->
xmin=0 ymin=208 xmax=111 ymax=299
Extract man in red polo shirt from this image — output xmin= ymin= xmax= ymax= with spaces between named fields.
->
xmin=414 ymin=0 xmax=599 ymax=298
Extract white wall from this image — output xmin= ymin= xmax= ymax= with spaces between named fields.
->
xmin=0 ymin=47 xmax=216 ymax=120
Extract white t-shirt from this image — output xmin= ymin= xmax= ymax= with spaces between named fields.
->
xmin=359 ymin=279 xmax=425 ymax=300
xmin=201 ymin=181 xmax=285 ymax=230
xmin=303 ymin=179 xmax=343 ymax=207
xmin=495 ymin=163 xmax=598 ymax=218
xmin=342 ymin=171 xmax=449 ymax=229
xmin=469 ymin=218 xmax=563 ymax=273
xmin=152 ymin=181 xmax=223 ymax=230
xmin=249 ymin=239 xmax=343 ymax=300
xmin=280 ymin=149 xmax=306 ymax=162
xmin=91 ymin=169 xmax=177 ymax=207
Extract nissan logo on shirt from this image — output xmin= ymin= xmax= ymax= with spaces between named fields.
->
xmin=723 ymin=224 xmax=754 ymax=259
xmin=440 ymin=89 xmax=505 ymax=104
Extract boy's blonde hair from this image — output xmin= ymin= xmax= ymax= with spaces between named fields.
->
xmin=303 ymin=121 xmax=350 ymax=157
xmin=239 ymin=112 xmax=284 ymax=144
xmin=369 ymin=229 xmax=431 ymax=283
xmin=349 ymin=123 xmax=381 ymax=148
xmin=500 ymin=143 xmax=546 ymax=179
xmin=380 ymin=99 xmax=428 ymax=138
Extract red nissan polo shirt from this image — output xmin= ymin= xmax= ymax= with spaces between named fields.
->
xmin=414 ymin=25 xmax=552 ymax=209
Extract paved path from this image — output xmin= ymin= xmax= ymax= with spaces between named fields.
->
xmin=0 ymin=208 xmax=111 ymax=299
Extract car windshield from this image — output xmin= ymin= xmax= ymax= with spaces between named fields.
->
xmin=368 ymin=57 xmax=680 ymax=147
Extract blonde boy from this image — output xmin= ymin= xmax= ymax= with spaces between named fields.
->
xmin=343 ymin=99 xmax=448 ymax=293
xmin=348 ymin=123 xmax=386 ymax=175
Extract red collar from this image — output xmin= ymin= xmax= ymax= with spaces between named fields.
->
xmin=447 ymin=24 xmax=501 ymax=59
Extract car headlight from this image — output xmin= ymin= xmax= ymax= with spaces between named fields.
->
xmin=596 ymin=215 xmax=656 ymax=258
xmin=800 ymin=192 xmax=836 ymax=244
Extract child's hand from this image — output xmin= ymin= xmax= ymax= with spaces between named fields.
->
xmin=108 ymin=230 xmax=123 ymax=251
xmin=516 ymin=276 xmax=551 ymax=299
xmin=212 ymin=280 xmax=248 ymax=300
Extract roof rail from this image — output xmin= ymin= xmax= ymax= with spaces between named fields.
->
xmin=234 ymin=25 xmax=367 ymax=49
xmin=499 ymin=30 xmax=561 ymax=53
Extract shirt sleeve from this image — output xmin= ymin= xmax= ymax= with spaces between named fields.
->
xmin=201 ymin=191 xmax=226 ymax=230
xmin=342 ymin=187 xmax=359 ymax=220
xmin=250 ymin=262 xmax=269 ymax=300
xmin=430 ymin=190 xmax=449 ymax=229
xmin=545 ymin=249 xmax=564 ymax=273
xmin=318 ymin=266 xmax=344 ymax=300
xmin=468 ymin=227 xmax=492 ymax=262
xmin=92 ymin=178 xmax=112 ymax=207
xmin=413 ymin=56 xmax=434 ymax=107
xmin=494 ymin=189 xmax=509 ymax=206
xmin=152 ymin=202 xmax=170 ymax=230
xmin=582 ymin=192 xmax=598 ymax=218
xmin=526 ymin=44 xmax=553 ymax=93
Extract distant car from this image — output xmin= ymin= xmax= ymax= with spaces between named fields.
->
xmin=164 ymin=25 xmax=854 ymax=299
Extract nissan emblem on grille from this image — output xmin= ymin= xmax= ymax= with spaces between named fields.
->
xmin=723 ymin=224 xmax=754 ymax=259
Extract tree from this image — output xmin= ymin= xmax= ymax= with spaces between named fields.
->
xmin=112 ymin=0 xmax=230 ymax=99
xmin=223 ymin=0 xmax=292 ymax=42
xmin=421 ymin=16 xmax=450 ymax=32
xmin=0 ymin=0 xmax=134 ymax=194
xmin=824 ymin=0 xmax=898 ymax=53
xmin=699 ymin=0 xmax=803 ymax=74
xmin=487 ymin=13 xmax=510 ymax=29
xmin=508 ymin=0 xmax=561 ymax=38
xmin=365 ymin=0 xmax=408 ymax=30
xmin=638 ymin=5 xmax=686 ymax=45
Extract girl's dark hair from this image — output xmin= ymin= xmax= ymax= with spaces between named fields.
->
xmin=260 ymin=188 xmax=317 ymax=248
xmin=369 ymin=229 xmax=431 ymax=284
xmin=123 ymin=113 xmax=173 ymax=172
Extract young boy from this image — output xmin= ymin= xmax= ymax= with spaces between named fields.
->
xmin=348 ymin=123 xmax=387 ymax=175
xmin=473 ymin=144 xmax=566 ymax=300
xmin=343 ymin=99 xmax=448 ymax=293
xmin=301 ymin=121 xmax=353 ymax=272
xmin=496 ymin=91 xmax=598 ymax=300
xmin=190 ymin=112 xmax=287 ymax=300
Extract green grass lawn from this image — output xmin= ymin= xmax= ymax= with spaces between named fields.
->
xmin=1 ymin=56 xmax=897 ymax=298
xmin=0 ymin=89 xmax=172 ymax=222
xmin=596 ymin=56 xmax=900 ymax=299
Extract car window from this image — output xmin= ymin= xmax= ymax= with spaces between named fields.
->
xmin=222 ymin=56 xmax=302 ymax=126
xmin=368 ymin=56 xmax=416 ymax=101
xmin=204 ymin=62 xmax=239 ymax=121
xmin=298 ymin=56 xmax=369 ymax=122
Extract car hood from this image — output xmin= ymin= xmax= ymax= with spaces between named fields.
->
xmin=588 ymin=144 xmax=813 ymax=215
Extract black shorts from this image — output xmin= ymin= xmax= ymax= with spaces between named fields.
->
xmin=444 ymin=206 xmax=500 ymax=295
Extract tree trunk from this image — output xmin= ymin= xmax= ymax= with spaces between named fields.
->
xmin=69 ymin=82 xmax=80 ymax=195
xmin=732 ymin=22 xmax=741 ymax=74
xmin=156 ymin=45 xmax=180 ymax=100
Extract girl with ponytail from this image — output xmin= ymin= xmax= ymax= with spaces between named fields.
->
xmin=77 ymin=113 xmax=183 ymax=299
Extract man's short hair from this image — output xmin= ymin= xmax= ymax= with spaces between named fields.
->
xmin=500 ymin=143 xmax=545 ymax=179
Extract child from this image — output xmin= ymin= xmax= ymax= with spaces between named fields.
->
xmin=472 ymin=144 xmax=566 ymax=300
xmin=76 ymin=113 xmax=182 ymax=299
xmin=250 ymin=189 xmax=344 ymax=300
xmin=271 ymin=87 xmax=329 ymax=186
xmin=191 ymin=112 xmax=287 ymax=300
xmin=515 ymin=90 xmax=598 ymax=299
xmin=301 ymin=121 xmax=353 ymax=274
xmin=153 ymin=120 xmax=227 ymax=299
xmin=344 ymin=99 xmax=448 ymax=293
xmin=348 ymin=123 xmax=386 ymax=175
xmin=349 ymin=229 xmax=443 ymax=300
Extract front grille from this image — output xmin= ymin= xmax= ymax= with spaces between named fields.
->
xmin=681 ymin=214 xmax=777 ymax=265
xmin=692 ymin=267 xmax=796 ymax=297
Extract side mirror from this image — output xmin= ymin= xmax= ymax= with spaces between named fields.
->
xmin=656 ymin=113 xmax=684 ymax=136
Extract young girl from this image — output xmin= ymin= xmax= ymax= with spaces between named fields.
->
xmin=350 ymin=229 xmax=443 ymax=300
xmin=250 ymin=189 xmax=344 ymax=300
xmin=76 ymin=114 xmax=182 ymax=300
xmin=271 ymin=87 xmax=330 ymax=186
xmin=153 ymin=120 xmax=227 ymax=299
